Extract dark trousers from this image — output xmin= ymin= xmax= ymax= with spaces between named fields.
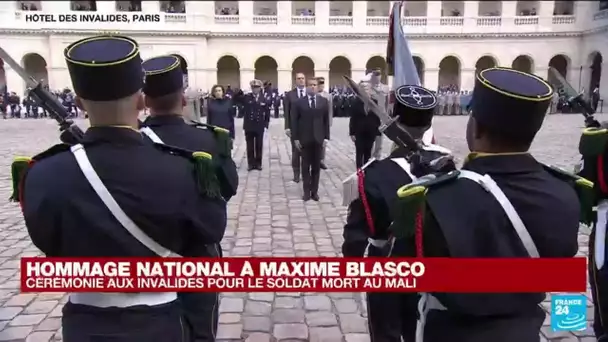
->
xmin=180 ymin=244 xmax=222 ymax=342
xmin=291 ymin=138 xmax=302 ymax=176
xmin=301 ymin=142 xmax=323 ymax=196
xmin=366 ymin=245 xmax=418 ymax=342
xmin=355 ymin=135 xmax=376 ymax=169
xmin=245 ymin=131 xmax=264 ymax=168
xmin=590 ymin=229 xmax=608 ymax=340
xmin=62 ymin=301 xmax=188 ymax=342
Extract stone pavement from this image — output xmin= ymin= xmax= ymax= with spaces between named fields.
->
xmin=0 ymin=114 xmax=602 ymax=342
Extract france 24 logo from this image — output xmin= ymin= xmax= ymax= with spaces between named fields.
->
xmin=551 ymin=294 xmax=587 ymax=331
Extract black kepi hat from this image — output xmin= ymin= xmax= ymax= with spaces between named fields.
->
xmin=393 ymin=85 xmax=437 ymax=128
xmin=64 ymin=35 xmax=143 ymax=101
xmin=472 ymin=67 xmax=553 ymax=138
xmin=142 ymin=55 xmax=184 ymax=98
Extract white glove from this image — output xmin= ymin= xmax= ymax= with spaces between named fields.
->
xmin=323 ymin=139 xmax=328 ymax=148
xmin=285 ymin=129 xmax=291 ymax=138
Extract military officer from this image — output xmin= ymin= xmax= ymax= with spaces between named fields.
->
xmin=18 ymin=35 xmax=227 ymax=342
xmin=342 ymin=83 xmax=455 ymax=342
xmin=243 ymin=79 xmax=270 ymax=170
xmin=394 ymin=68 xmax=586 ymax=342
xmin=139 ymin=54 xmax=238 ymax=342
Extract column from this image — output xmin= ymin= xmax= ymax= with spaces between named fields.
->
xmin=314 ymin=68 xmax=330 ymax=86
xmin=315 ymin=1 xmax=330 ymax=27
xmin=424 ymin=68 xmax=439 ymax=91
xmin=352 ymin=1 xmax=367 ymax=29
xmin=141 ymin=1 xmax=158 ymax=12
xmin=43 ymin=1 xmax=71 ymax=12
xmin=96 ymin=1 xmax=115 ymax=12
xmin=6 ymin=65 xmax=25 ymax=97
xmin=427 ymin=2 xmax=442 ymax=17
xmin=501 ymin=1 xmax=517 ymax=17
xmin=277 ymin=1 xmax=291 ymax=27
xmin=568 ymin=66 xmax=584 ymax=92
xmin=186 ymin=2 xmax=213 ymax=25
xmin=200 ymin=68 xmax=217 ymax=91
xmin=460 ymin=68 xmax=476 ymax=91
xmin=538 ymin=0 xmax=555 ymax=27
xmin=351 ymin=68 xmax=366 ymax=84
xmin=539 ymin=66 xmax=550 ymax=80
xmin=240 ymin=68 xmax=255 ymax=90
xmin=278 ymin=69 xmax=292 ymax=91
xmin=238 ymin=0 xmax=254 ymax=26
xmin=463 ymin=1 xmax=479 ymax=28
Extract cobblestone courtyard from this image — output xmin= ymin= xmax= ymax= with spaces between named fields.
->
xmin=0 ymin=115 xmax=603 ymax=342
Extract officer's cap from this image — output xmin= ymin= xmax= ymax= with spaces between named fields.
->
xmin=472 ymin=67 xmax=553 ymax=138
xmin=393 ymin=85 xmax=437 ymax=128
xmin=64 ymin=35 xmax=143 ymax=101
xmin=316 ymin=77 xmax=325 ymax=85
xmin=250 ymin=79 xmax=262 ymax=88
xmin=142 ymin=55 xmax=183 ymax=98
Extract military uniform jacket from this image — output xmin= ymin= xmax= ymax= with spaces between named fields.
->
xmin=142 ymin=115 xmax=239 ymax=202
xmin=243 ymin=93 xmax=270 ymax=133
xmin=342 ymin=146 xmax=453 ymax=257
xmin=21 ymin=127 xmax=227 ymax=258
xmin=418 ymin=154 xmax=580 ymax=342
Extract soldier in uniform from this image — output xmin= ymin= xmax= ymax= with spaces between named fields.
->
xmin=243 ymin=79 xmax=270 ymax=170
xmin=316 ymin=77 xmax=332 ymax=169
xmin=19 ymin=35 xmax=227 ymax=342
xmin=394 ymin=68 xmax=586 ymax=342
xmin=139 ymin=54 xmax=239 ymax=342
xmin=342 ymin=83 xmax=455 ymax=342
xmin=577 ymin=122 xmax=608 ymax=340
xmin=140 ymin=55 xmax=238 ymax=202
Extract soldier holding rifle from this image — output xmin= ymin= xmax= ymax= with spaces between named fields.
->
xmin=12 ymin=35 xmax=227 ymax=342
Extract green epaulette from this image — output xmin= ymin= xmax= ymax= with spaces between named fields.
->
xmin=10 ymin=144 xmax=71 ymax=202
xmin=189 ymin=121 xmax=232 ymax=158
xmin=542 ymin=163 xmax=594 ymax=225
xmin=392 ymin=170 xmax=460 ymax=239
xmin=579 ymin=127 xmax=608 ymax=157
xmin=152 ymin=143 xmax=221 ymax=199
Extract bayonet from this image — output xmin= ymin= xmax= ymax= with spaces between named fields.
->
xmin=548 ymin=67 xmax=599 ymax=128
xmin=0 ymin=47 xmax=84 ymax=144
xmin=343 ymin=75 xmax=420 ymax=154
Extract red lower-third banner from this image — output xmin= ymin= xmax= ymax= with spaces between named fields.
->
xmin=20 ymin=257 xmax=586 ymax=293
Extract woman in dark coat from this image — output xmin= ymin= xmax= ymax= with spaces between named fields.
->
xmin=207 ymin=85 xmax=236 ymax=139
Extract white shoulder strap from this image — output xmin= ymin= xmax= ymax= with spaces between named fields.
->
xmin=458 ymin=170 xmax=540 ymax=258
xmin=70 ymin=144 xmax=180 ymax=257
xmin=391 ymin=158 xmax=417 ymax=181
xmin=595 ymin=200 xmax=608 ymax=269
xmin=140 ymin=127 xmax=164 ymax=144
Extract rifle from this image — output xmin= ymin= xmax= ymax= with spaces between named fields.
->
xmin=0 ymin=47 xmax=84 ymax=144
xmin=342 ymin=76 xmax=453 ymax=174
xmin=548 ymin=67 xmax=600 ymax=128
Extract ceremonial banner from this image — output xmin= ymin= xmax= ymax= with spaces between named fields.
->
xmin=386 ymin=1 xmax=420 ymax=87
xmin=22 ymin=257 xmax=586 ymax=293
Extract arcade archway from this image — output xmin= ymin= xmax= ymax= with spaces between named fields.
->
xmin=329 ymin=56 xmax=351 ymax=87
xmin=254 ymin=56 xmax=278 ymax=88
xmin=216 ymin=56 xmax=240 ymax=89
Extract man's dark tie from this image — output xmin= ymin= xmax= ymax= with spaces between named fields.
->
xmin=310 ymin=96 xmax=316 ymax=109
xmin=299 ymin=89 xmax=304 ymax=98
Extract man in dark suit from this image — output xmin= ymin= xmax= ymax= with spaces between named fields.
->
xmin=291 ymin=77 xmax=330 ymax=201
xmin=283 ymin=73 xmax=308 ymax=182
xmin=243 ymin=79 xmax=269 ymax=171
